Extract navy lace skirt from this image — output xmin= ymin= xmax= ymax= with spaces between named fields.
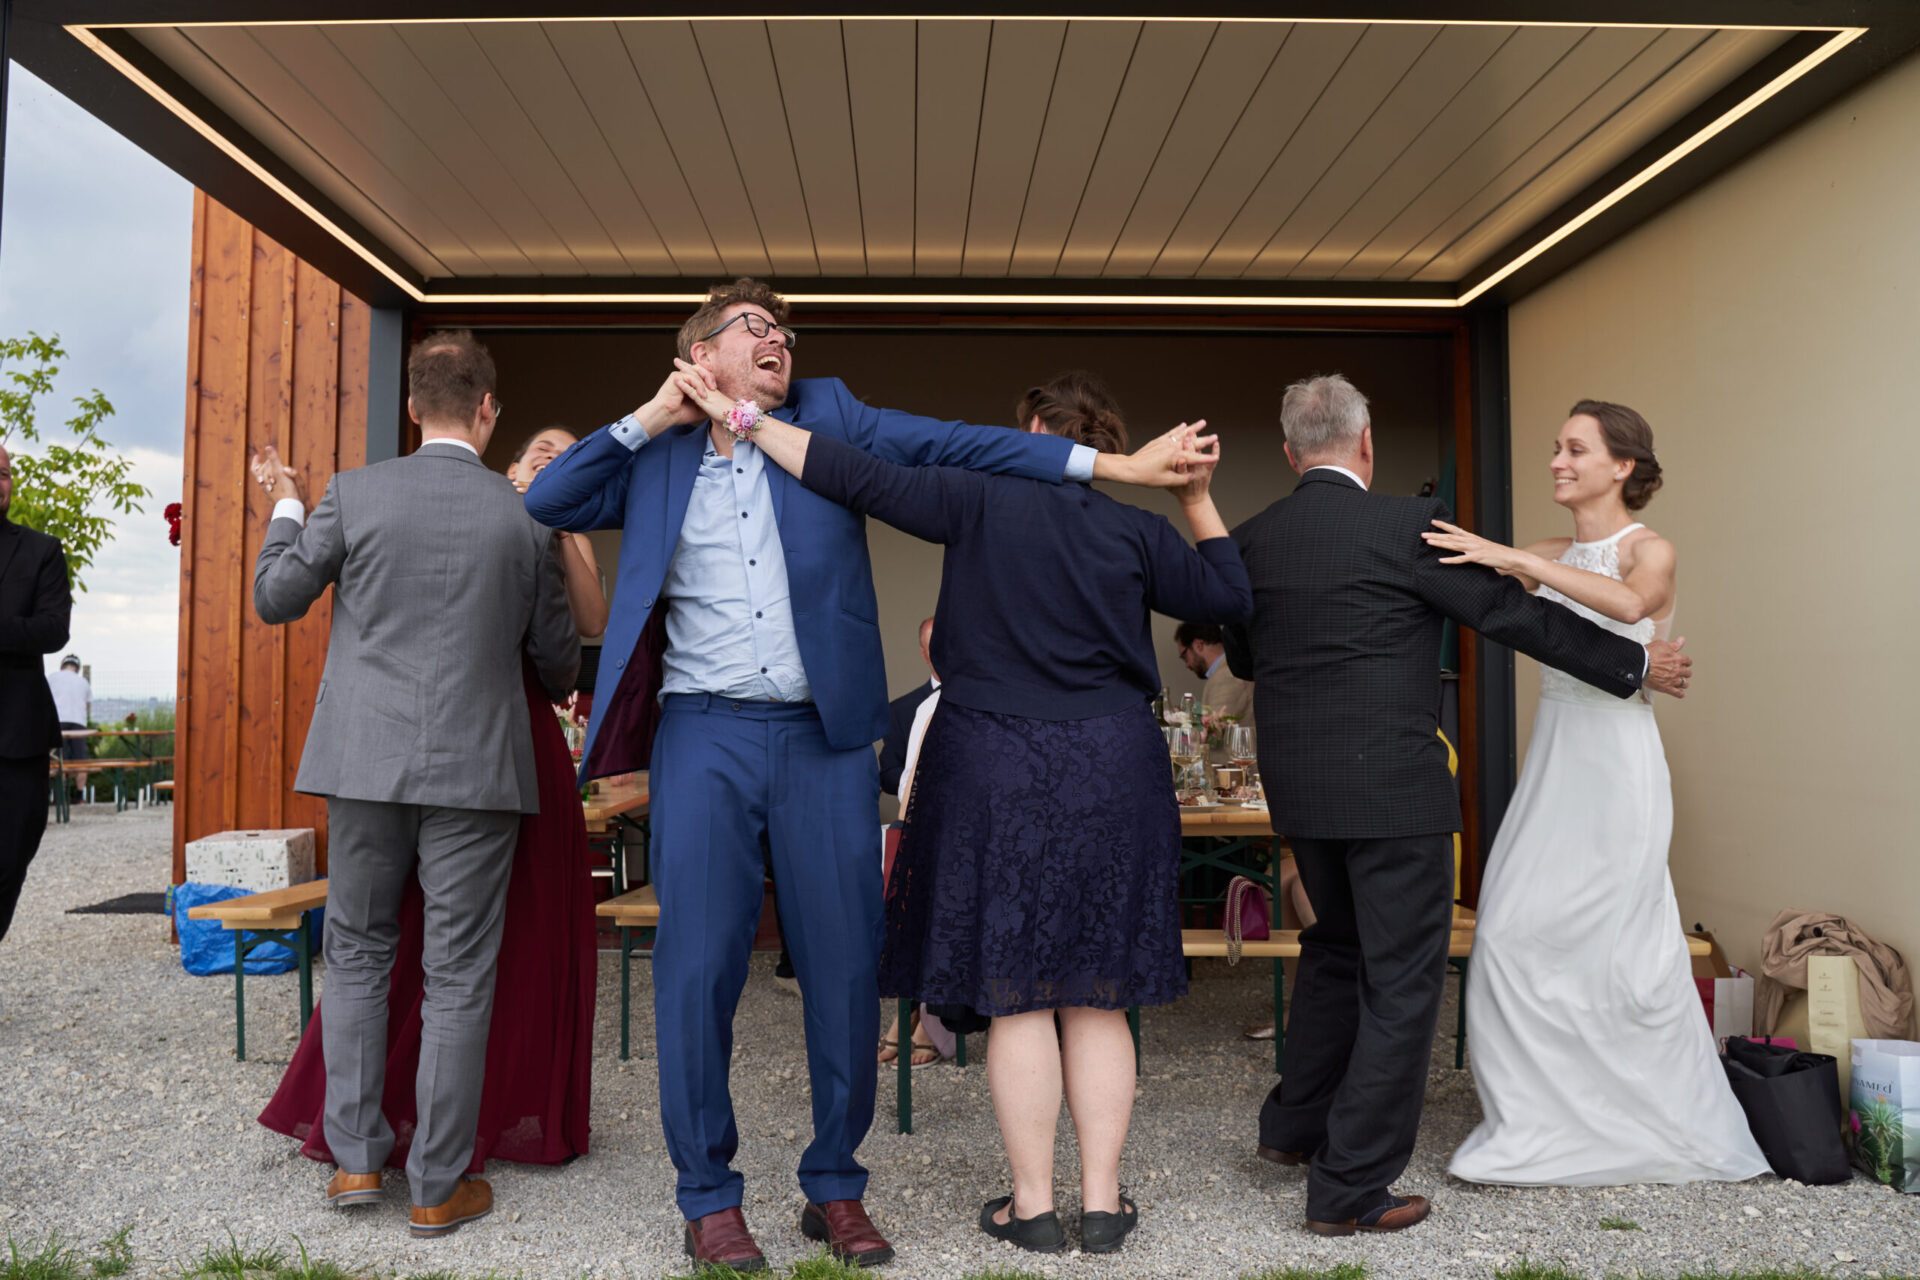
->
xmin=880 ymin=700 xmax=1186 ymax=1015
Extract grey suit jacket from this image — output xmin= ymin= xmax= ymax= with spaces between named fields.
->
xmin=253 ymin=440 xmax=580 ymax=813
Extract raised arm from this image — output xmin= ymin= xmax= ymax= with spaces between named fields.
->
xmin=250 ymin=446 xmax=346 ymax=625
xmin=1408 ymin=503 xmax=1655 ymax=699
xmin=1423 ymin=520 xmax=1674 ymax=625
xmin=757 ymin=413 xmax=980 ymax=544
xmin=523 ymin=367 xmax=711 ymax=531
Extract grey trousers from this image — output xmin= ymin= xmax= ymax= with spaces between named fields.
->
xmin=322 ymin=797 xmax=519 ymax=1206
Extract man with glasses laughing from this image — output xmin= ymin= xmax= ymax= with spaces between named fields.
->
xmin=525 ymin=277 xmax=1196 ymax=1271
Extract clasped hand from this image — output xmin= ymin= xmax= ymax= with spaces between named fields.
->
xmin=249 ymin=444 xmax=303 ymax=506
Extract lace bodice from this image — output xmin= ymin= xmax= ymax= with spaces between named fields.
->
xmin=1537 ymin=524 xmax=1659 ymax=707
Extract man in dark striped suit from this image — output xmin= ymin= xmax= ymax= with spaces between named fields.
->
xmin=1224 ymin=375 xmax=1692 ymax=1236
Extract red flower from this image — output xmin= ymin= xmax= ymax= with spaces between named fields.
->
xmin=164 ymin=502 xmax=183 ymax=547
xmin=163 ymin=502 xmax=181 ymax=520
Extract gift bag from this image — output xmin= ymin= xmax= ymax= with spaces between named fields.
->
xmin=1223 ymin=875 xmax=1270 ymax=966
xmin=1695 ymin=970 xmax=1756 ymax=1042
xmin=1721 ymin=1036 xmax=1851 ymax=1184
xmin=1851 ymin=1039 xmax=1920 ymax=1193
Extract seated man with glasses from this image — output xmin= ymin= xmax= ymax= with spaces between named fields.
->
xmin=524 ymin=277 xmax=1197 ymax=1272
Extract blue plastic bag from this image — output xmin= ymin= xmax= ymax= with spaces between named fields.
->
xmin=172 ymin=882 xmax=321 ymax=976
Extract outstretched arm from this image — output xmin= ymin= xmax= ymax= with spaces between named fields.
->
xmin=1423 ymin=520 xmax=1675 ymax=624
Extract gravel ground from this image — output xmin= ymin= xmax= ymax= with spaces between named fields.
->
xmin=2 ymin=808 xmax=1914 ymax=1280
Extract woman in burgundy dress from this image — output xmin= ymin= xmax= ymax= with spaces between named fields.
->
xmin=260 ymin=426 xmax=607 ymax=1172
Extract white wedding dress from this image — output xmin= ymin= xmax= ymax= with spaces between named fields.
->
xmin=1449 ymin=524 xmax=1769 ymax=1185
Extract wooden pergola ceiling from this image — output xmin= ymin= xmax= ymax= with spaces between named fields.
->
xmin=19 ymin=5 xmax=1920 ymax=311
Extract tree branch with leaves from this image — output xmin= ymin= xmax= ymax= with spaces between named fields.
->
xmin=0 ymin=332 xmax=152 ymax=591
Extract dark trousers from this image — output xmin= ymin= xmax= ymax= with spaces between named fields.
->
xmin=648 ymin=694 xmax=882 ymax=1220
xmin=1259 ymin=832 xmax=1454 ymax=1221
xmin=0 ymin=755 xmax=53 ymax=944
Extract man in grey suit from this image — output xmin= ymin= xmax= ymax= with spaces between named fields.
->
xmin=251 ymin=331 xmax=578 ymax=1238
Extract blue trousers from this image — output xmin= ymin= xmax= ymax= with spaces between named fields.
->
xmin=649 ymin=694 xmax=882 ymax=1220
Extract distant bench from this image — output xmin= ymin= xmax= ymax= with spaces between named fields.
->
xmin=186 ymin=879 xmax=327 ymax=1060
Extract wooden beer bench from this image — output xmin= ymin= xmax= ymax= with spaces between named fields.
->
xmin=185 ymin=879 xmax=328 ymax=1060
xmin=596 ymin=885 xmax=660 ymax=1061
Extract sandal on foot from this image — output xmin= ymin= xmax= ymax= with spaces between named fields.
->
xmin=877 ymin=1037 xmax=899 ymax=1065
xmin=979 ymin=1196 xmax=1066 ymax=1253
xmin=1080 ymin=1195 xmax=1138 ymax=1253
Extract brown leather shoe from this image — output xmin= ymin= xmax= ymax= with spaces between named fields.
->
xmin=1257 ymin=1146 xmax=1311 ymax=1166
xmin=684 ymin=1206 xmax=768 ymax=1273
xmin=409 ymin=1176 xmax=493 ymax=1238
xmin=1306 ymin=1193 xmax=1431 ymax=1237
xmin=325 ymin=1169 xmax=382 ymax=1207
xmin=800 ymin=1200 xmax=895 ymax=1267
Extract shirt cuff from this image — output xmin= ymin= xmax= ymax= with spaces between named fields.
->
xmin=1064 ymin=444 xmax=1097 ymax=483
xmin=271 ymin=498 xmax=308 ymax=527
xmin=1641 ymin=648 xmax=1650 ymax=679
xmin=609 ymin=413 xmax=652 ymax=452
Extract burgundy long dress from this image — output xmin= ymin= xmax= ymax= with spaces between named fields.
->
xmin=259 ymin=662 xmax=597 ymax=1169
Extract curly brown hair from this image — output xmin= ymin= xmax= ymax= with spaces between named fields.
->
xmin=1013 ymin=370 xmax=1129 ymax=455
xmin=678 ymin=277 xmax=790 ymax=361
xmin=1569 ymin=399 xmax=1663 ymax=511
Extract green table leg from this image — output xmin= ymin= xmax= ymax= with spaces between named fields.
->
xmin=620 ymin=926 xmax=632 ymax=1062
xmin=1126 ymin=1005 xmax=1142 ymax=1069
xmin=233 ymin=932 xmax=248 ymax=1061
xmin=897 ymin=997 xmax=914 ymax=1134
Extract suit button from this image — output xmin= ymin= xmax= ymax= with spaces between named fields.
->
xmin=642 ymin=597 xmax=654 ymax=608
xmin=615 ymin=658 xmax=626 ymax=669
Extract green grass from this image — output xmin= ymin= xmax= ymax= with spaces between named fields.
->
xmin=1 ymin=1234 xmax=82 ymax=1280
xmin=1493 ymin=1265 xmax=1584 ymax=1280
xmin=787 ymin=1252 xmax=871 ymax=1280
xmin=85 ymin=1228 xmax=131 ymax=1279
xmin=1597 ymin=1216 xmax=1640 ymax=1231
xmin=183 ymin=1233 xmax=286 ymax=1277
xmin=1240 ymin=1263 xmax=1368 ymax=1280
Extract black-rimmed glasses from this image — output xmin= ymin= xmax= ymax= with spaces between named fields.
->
xmin=702 ymin=312 xmax=797 ymax=349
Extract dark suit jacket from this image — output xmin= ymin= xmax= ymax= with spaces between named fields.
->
xmin=0 ymin=515 xmax=72 ymax=760
xmin=1223 ymin=469 xmax=1645 ymax=841
xmin=878 ymin=678 xmax=935 ymax=796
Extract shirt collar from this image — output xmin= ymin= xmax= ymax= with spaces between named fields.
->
xmin=1306 ymin=463 xmax=1368 ymax=491
xmin=929 ymin=675 xmax=942 ymax=690
xmin=1205 ymin=654 xmax=1225 ymax=679
xmin=419 ymin=435 xmax=481 ymax=457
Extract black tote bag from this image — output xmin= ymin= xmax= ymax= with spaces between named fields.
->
xmin=1722 ymin=1036 xmax=1852 ymax=1184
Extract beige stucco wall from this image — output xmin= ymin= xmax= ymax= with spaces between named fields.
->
xmin=1506 ymin=51 xmax=1920 ymax=989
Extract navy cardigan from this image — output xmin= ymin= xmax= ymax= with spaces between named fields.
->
xmin=802 ymin=434 xmax=1253 ymax=722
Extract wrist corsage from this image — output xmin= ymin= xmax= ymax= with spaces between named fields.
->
xmin=724 ymin=398 xmax=764 ymax=442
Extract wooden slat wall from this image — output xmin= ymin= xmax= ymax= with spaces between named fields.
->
xmin=172 ymin=191 xmax=370 ymax=883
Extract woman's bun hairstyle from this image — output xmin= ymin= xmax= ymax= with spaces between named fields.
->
xmin=1014 ymin=370 xmax=1129 ymax=455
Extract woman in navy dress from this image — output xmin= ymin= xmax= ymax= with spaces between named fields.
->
xmin=679 ymin=368 xmax=1250 ymax=1254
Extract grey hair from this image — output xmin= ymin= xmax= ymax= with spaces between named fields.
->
xmin=1280 ymin=374 xmax=1370 ymax=459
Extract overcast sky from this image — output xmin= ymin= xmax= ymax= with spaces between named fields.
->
xmin=3 ymin=65 xmax=192 ymax=700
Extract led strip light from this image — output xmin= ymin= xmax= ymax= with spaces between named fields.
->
xmin=68 ymin=19 xmax=1865 ymax=310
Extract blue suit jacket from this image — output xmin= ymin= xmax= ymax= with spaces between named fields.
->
xmin=524 ymin=377 xmax=1077 ymax=779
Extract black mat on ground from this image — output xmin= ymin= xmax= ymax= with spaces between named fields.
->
xmin=68 ymin=892 xmax=169 ymax=915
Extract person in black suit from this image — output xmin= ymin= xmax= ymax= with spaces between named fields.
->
xmin=1223 ymin=375 xmax=1693 ymax=1236
xmin=0 ymin=443 xmax=73 ymax=945
xmin=878 ymin=616 xmax=938 ymax=797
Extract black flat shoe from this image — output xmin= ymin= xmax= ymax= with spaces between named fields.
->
xmin=1080 ymin=1195 xmax=1138 ymax=1253
xmin=979 ymin=1195 xmax=1067 ymax=1253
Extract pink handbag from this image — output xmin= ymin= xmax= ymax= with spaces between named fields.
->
xmin=1224 ymin=876 xmax=1270 ymax=965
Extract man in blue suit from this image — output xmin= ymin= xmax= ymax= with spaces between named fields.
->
xmin=526 ymin=279 xmax=1189 ymax=1270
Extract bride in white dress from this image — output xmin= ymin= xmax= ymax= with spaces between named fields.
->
xmin=1422 ymin=400 xmax=1768 ymax=1186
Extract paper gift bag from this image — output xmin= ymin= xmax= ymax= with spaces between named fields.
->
xmin=1695 ymin=970 xmax=1756 ymax=1042
xmin=1809 ymin=955 xmax=1871 ymax=1100
xmin=1851 ymin=1040 xmax=1920 ymax=1192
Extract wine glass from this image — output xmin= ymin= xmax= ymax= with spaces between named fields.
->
xmin=1165 ymin=723 xmax=1201 ymax=797
xmin=1227 ymin=724 xmax=1260 ymax=801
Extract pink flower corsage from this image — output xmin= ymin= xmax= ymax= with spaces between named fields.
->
xmin=724 ymin=398 xmax=764 ymax=442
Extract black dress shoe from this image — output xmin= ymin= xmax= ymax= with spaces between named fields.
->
xmin=1257 ymin=1145 xmax=1311 ymax=1166
xmin=1080 ymin=1195 xmax=1137 ymax=1254
xmin=978 ymin=1196 xmax=1066 ymax=1253
xmin=1306 ymin=1193 xmax=1431 ymax=1237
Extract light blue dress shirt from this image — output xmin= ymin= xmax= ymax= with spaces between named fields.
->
xmin=607 ymin=412 xmax=1097 ymax=703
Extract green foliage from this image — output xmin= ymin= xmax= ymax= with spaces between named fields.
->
xmin=1492 ymin=1265 xmax=1584 ymax=1280
xmin=1597 ymin=1215 xmax=1641 ymax=1231
xmin=84 ymin=1227 xmax=130 ymax=1279
xmin=270 ymin=1235 xmax=355 ymax=1280
xmin=87 ymin=705 xmax=175 ymax=760
xmin=787 ymin=1252 xmax=871 ymax=1280
xmin=0 ymin=1234 xmax=82 ymax=1280
xmin=184 ymin=1232 xmax=284 ymax=1277
xmin=1240 ymin=1263 xmax=1368 ymax=1280
xmin=0 ymin=332 xmax=151 ymax=592
xmin=1859 ymin=1096 xmax=1903 ymax=1183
